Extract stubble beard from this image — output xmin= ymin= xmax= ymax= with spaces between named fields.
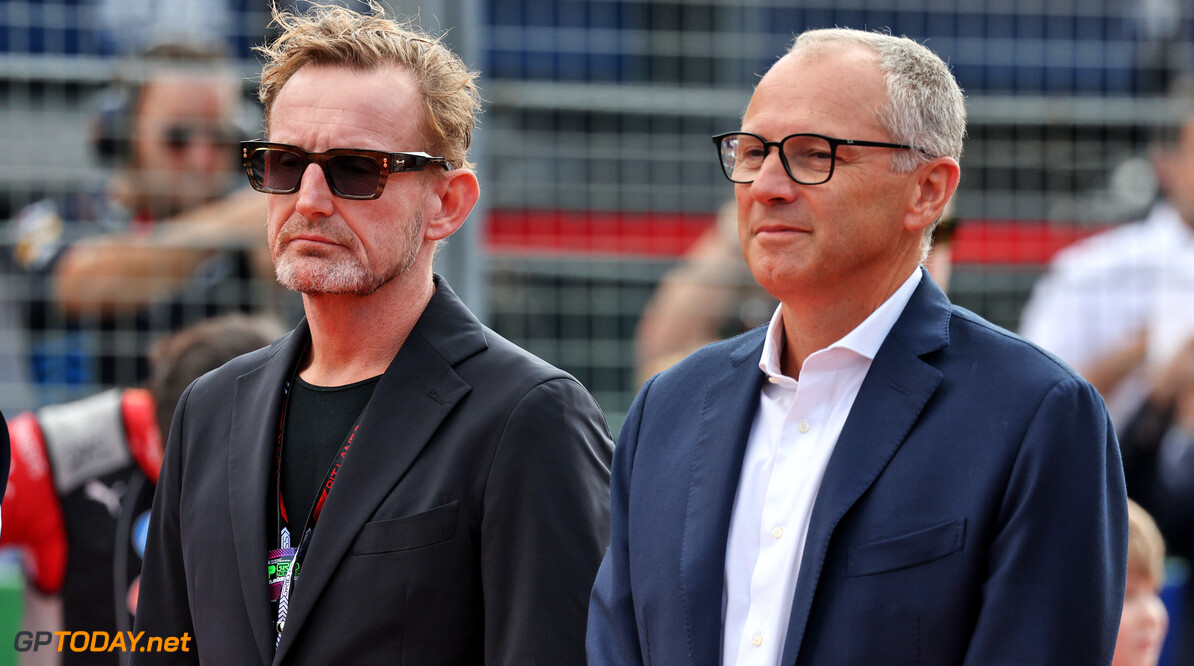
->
xmin=273 ymin=210 xmax=423 ymax=296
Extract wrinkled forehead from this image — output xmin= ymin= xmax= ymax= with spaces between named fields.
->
xmin=744 ymin=46 xmax=887 ymax=136
xmin=267 ymin=64 xmax=427 ymax=150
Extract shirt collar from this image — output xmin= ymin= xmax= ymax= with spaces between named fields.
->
xmin=759 ymin=268 xmax=923 ymax=380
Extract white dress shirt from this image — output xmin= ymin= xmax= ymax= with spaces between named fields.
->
xmin=721 ymin=269 xmax=922 ymax=666
xmin=1019 ymin=202 xmax=1194 ymax=422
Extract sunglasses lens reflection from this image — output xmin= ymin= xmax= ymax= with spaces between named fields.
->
xmin=250 ymin=148 xmax=382 ymax=197
xmin=326 ymin=155 xmax=382 ymax=197
xmin=255 ymin=149 xmax=306 ymax=192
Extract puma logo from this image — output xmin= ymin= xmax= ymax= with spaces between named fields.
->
xmin=84 ymin=479 xmax=127 ymax=517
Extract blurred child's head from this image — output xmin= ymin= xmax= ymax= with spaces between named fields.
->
xmin=1113 ymin=500 xmax=1168 ymax=666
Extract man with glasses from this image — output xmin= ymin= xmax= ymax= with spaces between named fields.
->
xmin=589 ymin=28 xmax=1127 ymax=665
xmin=132 ymin=5 xmax=612 ymax=665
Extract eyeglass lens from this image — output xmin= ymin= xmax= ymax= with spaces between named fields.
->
xmin=250 ymin=148 xmax=383 ymax=198
xmin=720 ymin=134 xmax=834 ymax=184
xmin=164 ymin=124 xmax=235 ymax=151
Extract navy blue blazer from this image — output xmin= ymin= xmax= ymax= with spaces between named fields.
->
xmin=589 ymin=272 xmax=1128 ymax=665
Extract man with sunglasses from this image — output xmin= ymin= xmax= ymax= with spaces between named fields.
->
xmin=10 ymin=42 xmax=283 ymax=395
xmin=589 ymin=28 xmax=1127 ymax=665
xmin=132 ymin=5 xmax=612 ymax=665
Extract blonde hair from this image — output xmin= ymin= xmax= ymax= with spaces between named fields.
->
xmin=1127 ymin=499 xmax=1165 ymax=587
xmin=256 ymin=2 xmax=481 ymax=169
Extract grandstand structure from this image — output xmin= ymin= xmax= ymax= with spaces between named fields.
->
xmin=1 ymin=0 xmax=1189 ymax=425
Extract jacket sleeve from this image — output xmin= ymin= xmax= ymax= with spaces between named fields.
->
xmin=1 ymin=407 xmax=9 ymax=507
xmin=481 ymin=377 xmax=613 ymax=665
xmin=587 ymin=376 xmax=651 ymax=665
xmin=963 ymin=376 xmax=1128 ymax=664
xmin=130 ymin=382 xmax=199 ymax=665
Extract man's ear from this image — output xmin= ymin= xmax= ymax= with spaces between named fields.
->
xmin=424 ymin=169 xmax=480 ymax=242
xmin=905 ymin=156 xmax=960 ymax=234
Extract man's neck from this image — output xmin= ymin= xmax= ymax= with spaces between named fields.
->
xmin=778 ymin=264 xmax=919 ymax=376
xmin=298 ymin=270 xmax=436 ymax=387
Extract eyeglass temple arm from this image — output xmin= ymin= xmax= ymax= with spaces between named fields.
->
xmin=391 ymin=152 xmax=455 ymax=172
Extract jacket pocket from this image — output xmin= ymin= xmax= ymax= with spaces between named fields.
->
xmin=846 ymin=517 xmax=965 ymax=577
xmin=351 ymin=500 xmax=460 ymax=555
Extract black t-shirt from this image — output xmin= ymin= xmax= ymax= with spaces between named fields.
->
xmin=268 ymin=373 xmax=380 ymax=634
xmin=279 ymin=375 xmax=380 ymax=527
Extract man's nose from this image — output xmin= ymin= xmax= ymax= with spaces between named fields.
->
xmin=294 ymin=162 xmax=335 ymax=217
xmin=748 ymin=147 xmax=800 ymax=203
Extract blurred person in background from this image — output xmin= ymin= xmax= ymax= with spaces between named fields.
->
xmin=1020 ymin=79 xmax=1194 ymax=425
xmin=636 ymin=197 xmax=958 ymax=384
xmin=1113 ymin=500 xmax=1169 ymax=666
xmin=133 ymin=4 xmax=612 ymax=664
xmin=8 ymin=42 xmax=288 ymax=396
xmin=1117 ymin=334 xmax=1194 ymax=663
xmin=1 ymin=314 xmax=284 ymax=666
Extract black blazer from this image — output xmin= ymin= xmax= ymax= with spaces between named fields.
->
xmin=0 ymin=407 xmax=7 ymax=515
xmin=133 ymin=279 xmax=613 ymax=665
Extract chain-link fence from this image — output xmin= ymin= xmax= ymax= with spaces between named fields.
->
xmin=2 ymin=0 xmax=1190 ymax=426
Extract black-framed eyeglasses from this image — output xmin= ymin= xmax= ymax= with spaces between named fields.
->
xmin=164 ymin=123 xmax=238 ymax=151
xmin=712 ymin=131 xmax=932 ymax=185
xmin=240 ymin=140 xmax=454 ymax=200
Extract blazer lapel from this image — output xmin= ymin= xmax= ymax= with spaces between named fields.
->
xmin=228 ymin=324 xmax=310 ymax=666
xmin=779 ymin=274 xmax=951 ymax=665
xmin=272 ymin=280 xmax=482 ymax=664
xmin=680 ymin=330 xmax=767 ymax=663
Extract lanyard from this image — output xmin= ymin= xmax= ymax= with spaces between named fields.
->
xmin=269 ymin=377 xmax=362 ymax=646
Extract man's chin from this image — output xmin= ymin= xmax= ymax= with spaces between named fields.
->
xmin=275 ymin=261 xmax=375 ymax=296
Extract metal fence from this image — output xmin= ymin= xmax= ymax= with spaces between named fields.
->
xmin=1 ymin=0 xmax=1190 ymax=426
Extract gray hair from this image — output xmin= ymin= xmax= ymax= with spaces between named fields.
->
xmin=789 ymin=28 xmax=966 ymax=172
xmin=788 ymin=28 xmax=965 ymax=257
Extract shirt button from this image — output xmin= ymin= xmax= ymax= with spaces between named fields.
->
xmin=772 ymin=526 xmax=784 ymax=539
xmin=753 ymin=633 xmax=763 ymax=647
xmin=797 ymin=420 xmax=810 ymax=433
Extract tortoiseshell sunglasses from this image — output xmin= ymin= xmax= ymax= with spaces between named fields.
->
xmin=240 ymin=140 xmax=454 ymax=200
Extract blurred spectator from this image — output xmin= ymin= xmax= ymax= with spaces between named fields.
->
xmin=1020 ymin=81 xmax=1194 ymax=424
xmin=1 ymin=313 xmax=285 ymax=665
xmin=1113 ymin=499 xmax=1169 ymax=666
xmin=1121 ymin=334 xmax=1194 ymax=558
xmin=635 ymin=197 xmax=958 ymax=383
xmin=1118 ymin=334 xmax=1194 ymax=663
xmin=8 ymin=42 xmax=291 ymax=396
